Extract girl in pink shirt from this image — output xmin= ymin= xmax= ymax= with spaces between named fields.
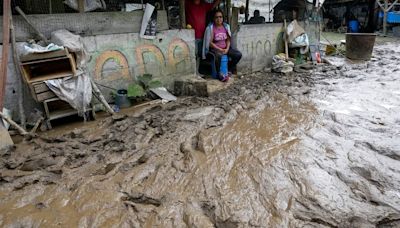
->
xmin=208 ymin=9 xmax=242 ymax=81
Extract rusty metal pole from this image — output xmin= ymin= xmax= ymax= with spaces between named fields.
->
xmin=0 ymin=0 xmax=11 ymax=110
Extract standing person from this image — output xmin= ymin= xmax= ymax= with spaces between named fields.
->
xmin=203 ymin=9 xmax=242 ymax=81
xmin=185 ymin=0 xmax=220 ymax=74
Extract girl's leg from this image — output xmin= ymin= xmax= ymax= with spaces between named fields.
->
xmin=227 ymin=47 xmax=242 ymax=73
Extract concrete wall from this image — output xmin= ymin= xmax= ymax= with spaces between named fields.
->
xmin=1 ymin=24 xmax=284 ymax=122
xmin=84 ymin=29 xmax=196 ymax=94
xmin=1 ymin=29 xmax=196 ymax=121
xmin=235 ymin=23 xmax=283 ymax=73
xmin=0 ymin=45 xmax=38 ymax=122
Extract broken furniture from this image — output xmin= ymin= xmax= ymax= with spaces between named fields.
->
xmin=20 ymin=48 xmax=94 ymax=129
xmin=42 ymin=97 xmax=95 ymax=129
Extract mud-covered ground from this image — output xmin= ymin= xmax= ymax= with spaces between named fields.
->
xmin=0 ymin=43 xmax=400 ymax=227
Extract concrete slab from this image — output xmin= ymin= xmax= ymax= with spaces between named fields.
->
xmin=206 ymin=77 xmax=234 ymax=94
xmin=0 ymin=123 xmax=13 ymax=149
xmin=174 ymin=75 xmax=234 ymax=97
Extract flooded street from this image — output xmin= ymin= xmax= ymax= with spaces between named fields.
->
xmin=0 ymin=43 xmax=399 ymax=227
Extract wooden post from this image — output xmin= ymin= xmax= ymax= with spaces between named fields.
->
xmin=245 ymin=0 xmax=250 ymax=22
xmin=284 ymin=19 xmax=289 ymax=60
xmin=367 ymin=0 xmax=376 ymax=32
xmin=226 ymin=0 xmax=231 ymax=24
xmin=383 ymin=0 xmax=388 ymax=35
xmin=90 ymin=79 xmax=115 ymax=115
xmin=179 ymin=0 xmax=186 ymax=28
xmin=231 ymin=7 xmax=239 ymax=33
xmin=78 ymin=0 xmax=85 ymax=13
xmin=1 ymin=0 xmax=11 ymax=110
xmin=49 ymin=0 xmax=53 ymax=14
xmin=377 ymin=0 xmax=398 ymax=35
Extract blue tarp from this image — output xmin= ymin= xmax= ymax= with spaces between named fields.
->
xmin=388 ymin=12 xmax=400 ymax=23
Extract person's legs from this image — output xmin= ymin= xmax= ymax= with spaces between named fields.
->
xmin=227 ymin=47 xmax=242 ymax=74
xmin=195 ymin=39 xmax=203 ymax=57
xmin=209 ymin=49 xmax=223 ymax=77
xmin=195 ymin=39 xmax=203 ymax=76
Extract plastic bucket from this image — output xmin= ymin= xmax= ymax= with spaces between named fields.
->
xmin=115 ymin=89 xmax=131 ymax=108
xmin=345 ymin=33 xmax=376 ymax=60
xmin=348 ymin=20 xmax=359 ymax=33
xmin=220 ymin=55 xmax=228 ymax=76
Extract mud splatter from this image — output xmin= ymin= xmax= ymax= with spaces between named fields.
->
xmin=0 ymin=43 xmax=399 ymax=227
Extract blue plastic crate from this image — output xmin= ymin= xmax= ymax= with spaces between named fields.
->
xmin=387 ymin=12 xmax=400 ymax=23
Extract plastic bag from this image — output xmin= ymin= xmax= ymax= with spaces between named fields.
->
xmin=64 ymin=0 xmax=106 ymax=12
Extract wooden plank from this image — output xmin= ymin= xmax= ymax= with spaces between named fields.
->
xmin=68 ymin=54 xmax=77 ymax=76
xmin=20 ymin=49 xmax=68 ymax=62
xmin=36 ymin=91 xmax=56 ymax=102
xmin=32 ymin=82 xmax=50 ymax=93
xmin=21 ymin=55 xmax=70 ymax=65
xmin=28 ymin=71 xmax=74 ymax=83
xmin=0 ymin=11 xmax=169 ymax=43
xmin=78 ymin=0 xmax=85 ymax=13
xmin=21 ymin=52 xmax=76 ymax=83
xmin=388 ymin=0 xmax=399 ymax=12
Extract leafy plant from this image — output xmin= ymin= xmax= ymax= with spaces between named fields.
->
xmin=127 ymin=83 xmax=146 ymax=97
xmin=127 ymin=74 xmax=162 ymax=98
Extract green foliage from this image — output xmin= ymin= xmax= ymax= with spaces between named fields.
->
xmin=137 ymin=74 xmax=153 ymax=89
xmin=148 ymin=80 xmax=162 ymax=89
xmin=128 ymin=83 xmax=146 ymax=97
xmin=127 ymin=74 xmax=162 ymax=98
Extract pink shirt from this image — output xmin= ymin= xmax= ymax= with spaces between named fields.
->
xmin=213 ymin=25 xmax=228 ymax=49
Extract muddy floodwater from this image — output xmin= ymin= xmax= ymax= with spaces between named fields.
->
xmin=0 ymin=43 xmax=400 ymax=227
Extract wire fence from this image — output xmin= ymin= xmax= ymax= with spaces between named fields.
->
xmin=1 ymin=0 xmax=179 ymax=15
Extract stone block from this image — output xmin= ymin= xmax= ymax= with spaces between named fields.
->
xmin=174 ymin=77 xmax=208 ymax=97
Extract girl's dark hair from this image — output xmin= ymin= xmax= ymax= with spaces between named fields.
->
xmin=213 ymin=9 xmax=224 ymax=18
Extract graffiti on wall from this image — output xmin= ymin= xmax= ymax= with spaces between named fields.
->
xmin=236 ymin=25 xmax=281 ymax=72
xmin=94 ymin=50 xmax=130 ymax=81
xmin=240 ymin=39 xmax=273 ymax=57
xmin=94 ymin=38 xmax=192 ymax=83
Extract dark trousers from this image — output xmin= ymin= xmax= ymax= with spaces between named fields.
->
xmin=209 ymin=47 xmax=242 ymax=74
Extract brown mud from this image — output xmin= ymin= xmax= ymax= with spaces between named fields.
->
xmin=1 ymin=43 xmax=400 ymax=227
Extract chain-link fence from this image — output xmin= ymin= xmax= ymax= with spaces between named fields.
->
xmin=1 ymin=0 xmax=180 ymax=15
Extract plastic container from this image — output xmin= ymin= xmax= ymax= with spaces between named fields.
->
xmin=220 ymin=55 xmax=228 ymax=76
xmin=346 ymin=33 xmax=376 ymax=60
xmin=348 ymin=20 xmax=359 ymax=33
xmin=115 ymin=89 xmax=131 ymax=108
